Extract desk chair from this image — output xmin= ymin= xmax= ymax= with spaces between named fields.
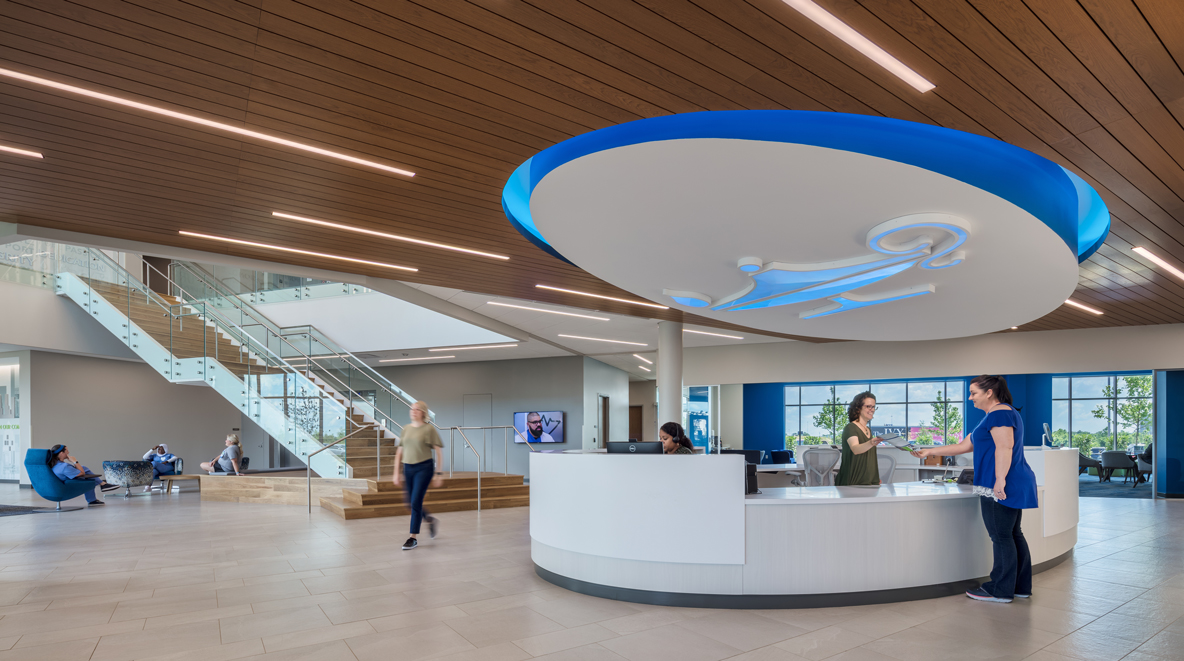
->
xmin=877 ymin=453 xmax=897 ymax=485
xmin=770 ymin=450 xmax=793 ymax=464
xmin=801 ymin=447 xmax=841 ymax=486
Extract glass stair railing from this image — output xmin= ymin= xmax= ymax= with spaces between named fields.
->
xmin=0 ymin=239 xmax=353 ymax=478
xmin=165 ymin=260 xmax=435 ymax=480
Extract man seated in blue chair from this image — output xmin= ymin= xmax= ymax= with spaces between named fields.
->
xmin=49 ymin=443 xmax=119 ymax=506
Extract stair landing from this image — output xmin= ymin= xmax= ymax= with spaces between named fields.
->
xmin=320 ymin=472 xmax=529 ymax=520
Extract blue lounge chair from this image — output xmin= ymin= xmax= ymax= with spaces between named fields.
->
xmin=24 ymin=448 xmax=98 ymax=512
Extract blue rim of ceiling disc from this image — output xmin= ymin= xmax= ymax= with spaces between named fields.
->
xmin=501 ymin=110 xmax=1110 ymax=266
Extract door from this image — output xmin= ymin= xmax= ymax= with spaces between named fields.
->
xmin=598 ymin=395 xmax=610 ymax=448
xmin=629 ymin=405 xmax=643 ymax=441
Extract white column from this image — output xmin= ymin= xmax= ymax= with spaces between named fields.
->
xmin=657 ymin=321 xmax=683 ymax=428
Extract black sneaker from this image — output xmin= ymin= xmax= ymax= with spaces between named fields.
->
xmin=428 ymin=516 xmax=438 ymax=539
xmin=88 ymin=500 xmax=105 ymax=506
xmin=402 ymin=537 xmax=417 ymax=550
xmin=966 ymin=587 xmax=1011 ymax=603
xmin=100 ymin=483 xmax=119 ymax=492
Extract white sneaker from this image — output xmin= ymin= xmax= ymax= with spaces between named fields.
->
xmin=142 ymin=485 xmax=153 ymax=493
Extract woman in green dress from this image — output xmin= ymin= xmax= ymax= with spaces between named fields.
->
xmin=835 ymin=391 xmax=884 ymax=486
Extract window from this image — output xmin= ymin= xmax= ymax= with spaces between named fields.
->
xmin=1051 ymin=374 xmax=1152 ymax=454
xmin=784 ymin=380 xmax=964 ymax=449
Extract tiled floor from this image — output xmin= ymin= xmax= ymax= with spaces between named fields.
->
xmin=0 ymin=486 xmax=1182 ymax=661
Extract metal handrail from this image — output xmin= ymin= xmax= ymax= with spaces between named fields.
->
xmin=307 ymin=424 xmax=376 ymax=513
xmin=452 ymin=427 xmax=483 ymax=511
xmin=170 ymin=261 xmax=426 ymax=426
xmin=449 ymin=425 xmax=536 ymax=478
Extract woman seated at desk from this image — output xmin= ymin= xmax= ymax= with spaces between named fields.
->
xmin=835 ymin=391 xmax=884 ymax=486
xmin=659 ymin=422 xmax=695 ymax=454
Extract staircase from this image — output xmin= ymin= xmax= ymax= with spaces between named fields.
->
xmin=319 ymin=472 xmax=530 ymax=520
xmin=0 ymin=239 xmax=532 ymax=511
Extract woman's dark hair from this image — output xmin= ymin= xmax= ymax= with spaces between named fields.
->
xmin=659 ymin=422 xmax=694 ymax=451
xmin=48 ymin=444 xmax=66 ymax=467
xmin=847 ymin=391 xmax=876 ymax=422
xmin=970 ymin=375 xmax=1013 ymax=405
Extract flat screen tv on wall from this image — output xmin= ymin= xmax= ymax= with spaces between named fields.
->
xmin=513 ymin=411 xmax=564 ymax=444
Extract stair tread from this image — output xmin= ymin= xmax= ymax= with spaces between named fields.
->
xmin=322 ymin=494 xmax=529 ymax=509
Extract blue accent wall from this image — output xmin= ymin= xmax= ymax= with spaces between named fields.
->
xmin=743 ymin=383 xmax=786 ymax=458
xmin=1156 ymin=371 xmax=1184 ymax=497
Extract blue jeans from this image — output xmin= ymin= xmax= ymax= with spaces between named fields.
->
xmin=979 ymin=496 xmax=1032 ymax=598
xmin=75 ymin=465 xmax=101 ymax=503
xmin=152 ymin=462 xmax=176 ymax=480
xmin=403 ymin=459 xmax=436 ymax=535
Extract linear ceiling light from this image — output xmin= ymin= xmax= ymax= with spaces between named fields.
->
xmin=633 ymin=354 xmax=653 ymax=364
xmin=684 ymin=329 xmax=744 ymax=340
xmin=379 ymin=355 xmax=455 ymax=362
xmin=781 ymin=0 xmax=935 ymax=93
xmin=179 ymin=231 xmax=417 ymax=272
xmin=486 ymin=301 xmax=609 ymax=320
xmin=429 ymin=344 xmax=517 ymax=352
xmin=558 ymin=334 xmax=648 ymax=346
xmin=0 ymin=67 xmax=415 ymax=177
xmin=0 ymin=143 xmax=43 ymax=158
xmin=1064 ymin=299 xmax=1103 ymax=315
xmin=272 ymin=212 xmax=506 ymax=260
xmin=1133 ymin=246 xmax=1184 ymax=282
xmin=536 ymin=285 xmax=668 ymax=309
xmin=638 ymin=365 xmax=651 ymax=372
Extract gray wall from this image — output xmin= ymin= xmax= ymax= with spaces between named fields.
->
xmin=376 ymin=356 xmax=630 ymax=478
xmin=376 ymin=356 xmax=585 ymax=477
xmin=629 ymin=381 xmax=658 ymax=441
xmin=0 ymin=280 xmax=139 ymax=361
xmin=27 ymin=351 xmax=242 ymax=485
xmin=582 ymin=357 xmax=631 ymax=450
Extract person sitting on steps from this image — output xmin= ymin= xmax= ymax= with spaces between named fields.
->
xmin=200 ymin=434 xmax=244 ymax=475
xmin=48 ymin=444 xmax=119 ymax=506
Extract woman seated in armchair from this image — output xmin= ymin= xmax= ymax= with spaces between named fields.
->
xmin=142 ymin=444 xmax=179 ymax=493
xmin=49 ymin=444 xmax=119 ymax=506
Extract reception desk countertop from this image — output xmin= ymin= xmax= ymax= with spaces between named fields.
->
xmin=746 ymin=482 xmax=982 ymax=504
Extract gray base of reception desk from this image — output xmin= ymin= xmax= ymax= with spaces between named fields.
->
xmin=535 ymin=549 xmax=1073 ymax=609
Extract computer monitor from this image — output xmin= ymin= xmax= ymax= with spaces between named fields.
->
xmin=606 ymin=441 xmax=663 ymax=454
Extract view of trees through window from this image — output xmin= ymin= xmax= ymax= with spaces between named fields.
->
xmin=1051 ymin=374 xmax=1152 ymax=455
xmin=784 ymin=381 xmax=964 ymax=448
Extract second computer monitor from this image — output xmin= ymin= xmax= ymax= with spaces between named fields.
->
xmin=606 ymin=441 xmax=663 ymax=454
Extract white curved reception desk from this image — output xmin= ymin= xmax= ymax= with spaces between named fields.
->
xmin=530 ymin=448 xmax=1078 ymax=608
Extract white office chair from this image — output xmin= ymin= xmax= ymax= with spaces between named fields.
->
xmin=801 ymin=447 xmax=841 ymax=486
xmin=877 ymin=453 xmax=896 ymax=485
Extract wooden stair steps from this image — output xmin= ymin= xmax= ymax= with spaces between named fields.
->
xmin=366 ymin=473 xmax=524 ymax=491
xmin=319 ymin=493 xmax=530 ymax=520
xmin=341 ymin=484 xmax=530 ymax=506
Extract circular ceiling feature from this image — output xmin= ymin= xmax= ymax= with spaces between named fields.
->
xmin=502 ymin=111 xmax=1110 ymax=341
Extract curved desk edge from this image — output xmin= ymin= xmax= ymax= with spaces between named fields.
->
xmin=535 ymin=548 xmax=1074 ymax=610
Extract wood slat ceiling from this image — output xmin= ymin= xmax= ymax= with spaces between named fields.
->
xmin=3 ymin=0 xmax=1184 ymax=341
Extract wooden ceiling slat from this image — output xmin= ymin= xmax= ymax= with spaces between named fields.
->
xmin=916 ymin=0 xmax=1100 ymax=135
xmin=8 ymin=0 xmax=1184 ymax=339
xmin=262 ymin=2 xmax=626 ymax=129
xmin=1076 ymin=0 xmax=1184 ymax=109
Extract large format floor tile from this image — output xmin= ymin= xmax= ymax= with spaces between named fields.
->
xmin=1 ymin=487 xmax=1183 ymax=661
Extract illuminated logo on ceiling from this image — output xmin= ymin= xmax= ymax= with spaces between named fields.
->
xmin=662 ymin=214 xmax=968 ymax=319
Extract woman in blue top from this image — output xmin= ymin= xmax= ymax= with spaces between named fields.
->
xmin=48 ymin=444 xmax=118 ymax=506
xmin=912 ymin=375 xmax=1038 ymax=603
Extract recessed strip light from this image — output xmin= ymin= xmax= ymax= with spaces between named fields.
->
xmin=0 ymin=143 xmax=43 ymax=158
xmin=428 ymin=344 xmax=517 ymax=352
xmin=684 ymin=329 xmax=744 ymax=340
xmin=537 ymin=285 xmax=668 ymax=309
xmin=486 ymin=301 xmax=609 ymax=320
xmin=1010 ymin=326 xmax=1018 ymax=330
xmin=179 ymin=231 xmax=417 ymax=272
xmin=272 ymin=212 xmax=507 ymax=260
xmin=638 ymin=365 xmax=651 ymax=372
xmin=781 ymin=0 xmax=935 ymax=93
xmin=1064 ymin=299 xmax=1104 ymax=315
xmin=379 ymin=355 xmax=455 ymax=362
xmin=1133 ymin=246 xmax=1184 ymax=282
xmin=0 ymin=67 xmax=415 ymax=177
xmin=558 ymin=334 xmax=648 ymax=346
xmin=633 ymin=354 xmax=653 ymax=365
